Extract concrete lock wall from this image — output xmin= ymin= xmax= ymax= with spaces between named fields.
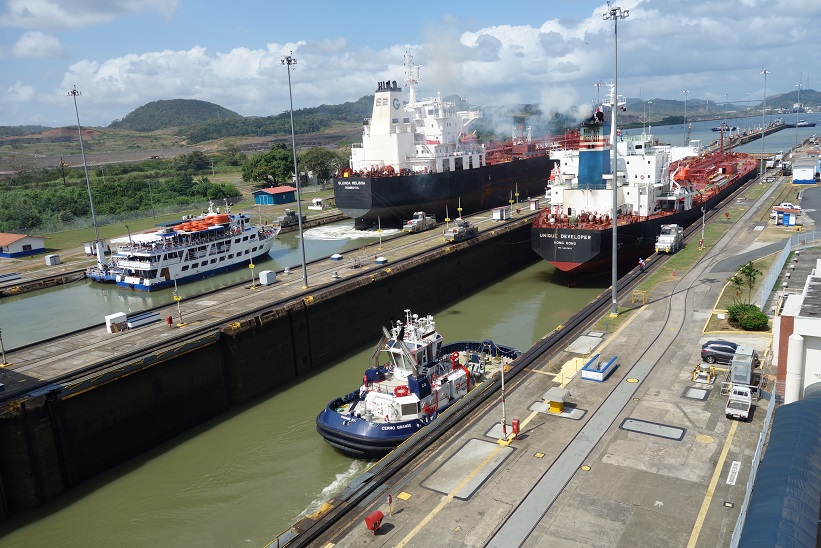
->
xmin=0 ymin=221 xmax=536 ymax=518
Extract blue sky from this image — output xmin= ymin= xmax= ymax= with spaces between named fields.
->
xmin=1 ymin=0 xmax=820 ymax=128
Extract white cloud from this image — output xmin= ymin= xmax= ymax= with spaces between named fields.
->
xmin=6 ymin=81 xmax=37 ymax=102
xmin=0 ymin=0 xmax=178 ymax=30
xmin=6 ymin=0 xmax=821 ymax=127
xmin=10 ymin=30 xmax=63 ymax=58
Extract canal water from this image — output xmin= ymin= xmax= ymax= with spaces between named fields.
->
xmin=0 ymin=222 xmax=403 ymax=349
xmin=0 ymin=225 xmax=604 ymax=548
xmin=623 ymin=111 xmax=821 ymax=154
xmin=2 ymin=114 xmax=815 ymax=546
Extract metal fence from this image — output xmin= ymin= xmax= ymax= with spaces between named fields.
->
xmin=729 ymin=382 xmax=779 ymax=547
xmin=756 ymin=231 xmax=821 ymax=307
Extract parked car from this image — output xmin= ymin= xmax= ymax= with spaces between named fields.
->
xmin=701 ymin=340 xmax=739 ymax=364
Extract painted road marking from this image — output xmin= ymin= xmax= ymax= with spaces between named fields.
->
xmin=687 ymin=419 xmax=739 ymax=548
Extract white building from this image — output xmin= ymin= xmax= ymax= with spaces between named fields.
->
xmin=773 ymin=259 xmax=821 ymax=402
xmin=0 ymin=233 xmax=45 ymax=258
xmin=792 ymin=157 xmax=819 ymax=184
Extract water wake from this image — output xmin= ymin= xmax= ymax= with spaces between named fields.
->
xmin=299 ymin=459 xmax=373 ymax=518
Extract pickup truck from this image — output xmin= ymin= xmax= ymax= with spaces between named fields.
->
xmin=403 ymin=211 xmax=436 ymax=233
xmin=725 ymin=385 xmax=752 ymax=421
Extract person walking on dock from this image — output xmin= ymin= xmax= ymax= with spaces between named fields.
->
xmin=638 ymin=258 xmax=645 ymax=273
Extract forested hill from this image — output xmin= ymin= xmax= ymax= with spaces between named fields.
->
xmin=108 ymin=99 xmax=242 ymax=132
xmin=181 ymin=95 xmax=374 ymax=143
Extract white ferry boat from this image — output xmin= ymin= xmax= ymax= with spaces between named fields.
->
xmin=107 ymin=201 xmax=279 ymax=291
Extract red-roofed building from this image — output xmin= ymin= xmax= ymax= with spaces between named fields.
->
xmin=252 ymin=185 xmax=297 ymax=206
xmin=0 ymin=233 xmax=46 ymax=258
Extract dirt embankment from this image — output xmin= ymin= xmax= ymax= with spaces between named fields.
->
xmin=0 ymin=126 xmax=360 ymax=174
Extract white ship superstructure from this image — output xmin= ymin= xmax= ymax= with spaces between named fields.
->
xmin=349 ymin=52 xmax=484 ymax=175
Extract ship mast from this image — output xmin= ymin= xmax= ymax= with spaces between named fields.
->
xmin=404 ymin=50 xmax=421 ymax=107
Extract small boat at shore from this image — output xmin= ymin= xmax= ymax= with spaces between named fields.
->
xmin=315 ymin=309 xmax=520 ymax=458
xmin=88 ymin=200 xmax=280 ymax=291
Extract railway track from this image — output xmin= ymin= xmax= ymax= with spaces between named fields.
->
xmin=280 ymin=167 xmax=756 ymax=547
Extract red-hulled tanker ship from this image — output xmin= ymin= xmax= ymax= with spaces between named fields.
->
xmin=531 ymin=110 xmax=758 ymax=276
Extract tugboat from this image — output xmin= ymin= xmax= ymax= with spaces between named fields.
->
xmin=315 ymin=309 xmax=520 ymax=458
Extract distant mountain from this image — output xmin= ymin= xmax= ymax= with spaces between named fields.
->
xmin=181 ymin=95 xmax=374 ymax=144
xmin=108 ymin=99 xmax=242 ymax=132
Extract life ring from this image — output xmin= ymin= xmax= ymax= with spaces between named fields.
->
xmin=640 ymin=174 xmax=645 ymax=179
xmin=394 ymin=385 xmax=410 ymax=397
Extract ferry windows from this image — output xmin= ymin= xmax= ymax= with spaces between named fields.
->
xmin=242 ymin=236 xmax=248 ymax=241
xmin=235 ymin=238 xmax=241 ymax=243
xmin=192 ymin=262 xmax=199 ymax=268
xmin=228 ymin=254 xmax=234 ymax=259
xmin=181 ymin=265 xmax=190 ymax=271
xmin=244 ymin=250 xmax=250 ymax=255
xmin=219 ymin=257 xmax=225 ymax=262
xmin=211 ymin=259 xmax=217 ymax=264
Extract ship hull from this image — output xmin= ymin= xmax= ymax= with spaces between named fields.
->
xmin=333 ymin=156 xmax=554 ymax=229
xmin=316 ymin=340 xmax=520 ymax=458
xmin=532 ymin=166 xmax=757 ymax=275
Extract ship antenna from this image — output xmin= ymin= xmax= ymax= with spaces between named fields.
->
xmin=404 ymin=50 xmax=421 ymax=106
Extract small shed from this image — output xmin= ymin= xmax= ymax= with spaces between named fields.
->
xmin=0 ymin=233 xmax=45 ymax=258
xmin=253 ymin=186 xmax=298 ymax=205
xmin=792 ymin=158 xmax=817 ymax=185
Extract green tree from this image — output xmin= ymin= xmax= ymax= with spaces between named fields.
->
xmin=300 ymin=147 xmax=343 ymax=187
xmin=221 ymin=143 xmax=246 ymax=166
xmin=175 ymin=151 xmax=211 ymax=173
xmin=241 ymin=144 xmax=295 ymax=186
xmin=728 ymin=274 xmax=744 ymax=302
xmin=738 ymin=261 xmax=762 ymax=304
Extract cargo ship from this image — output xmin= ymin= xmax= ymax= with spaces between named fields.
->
xmin=333 ymin=52 xmax=555 ymax=229
xmin=531 ymin=100 xmax=758 ymax=276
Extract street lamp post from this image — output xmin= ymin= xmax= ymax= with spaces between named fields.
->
xmin=795 ymin=79 xmax=802 ymax=147
xmin=282 ymin=51 xmax=309 ymax=288
xmin=760 ymin=68 xmax=770 ymax=181
xmin=682 ymin=89 xmax=689 ymax=146
xmin=644 ymin=100 xmax=652 ymax=134
xmin=68 ymin=86 xmax=106 ymax=271
xmin=604 ymin=2 xmax=629 ymax=316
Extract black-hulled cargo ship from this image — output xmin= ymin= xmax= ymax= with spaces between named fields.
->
xmin=333 ymin=52 xmax=555 ymax=229
xmin=532 ymin=90 xmax=758 ymax=276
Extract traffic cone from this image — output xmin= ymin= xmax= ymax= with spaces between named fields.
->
xmin=673 ymin=269 xmax=676 ymax=277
